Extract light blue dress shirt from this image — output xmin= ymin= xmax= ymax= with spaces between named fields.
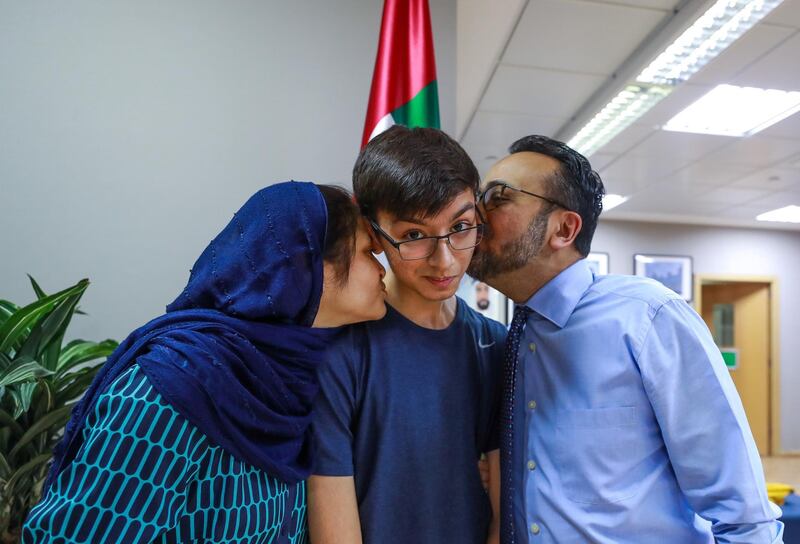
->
xmin=512 ymin=259 xmax=783 ymax=543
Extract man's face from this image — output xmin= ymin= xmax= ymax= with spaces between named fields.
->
xmin=373 ymin=188 xmax=478 ymax=302
xmin=475 ymin=282 xmax=490 ymax=310
xmin=468 ymin=152 xmax=561 ymax=282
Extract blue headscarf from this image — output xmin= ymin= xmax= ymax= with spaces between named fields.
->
xmin=47 ymin=181 xmax=337 ymax=489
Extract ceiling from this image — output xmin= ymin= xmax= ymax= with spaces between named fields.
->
xmin=458 ymin=0 xmax=800 ymax=231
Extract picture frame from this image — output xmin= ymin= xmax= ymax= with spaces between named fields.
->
xmin=633 ymin=254 xmax=693 ymax=301
xmin=586 ymin=252 xmax=609 ymax=275
xmin=457 ymin=275 xmax=506 ymax=324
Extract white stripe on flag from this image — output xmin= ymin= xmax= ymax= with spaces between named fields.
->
xmin=368 ymin=113 xmax=395 ymax=142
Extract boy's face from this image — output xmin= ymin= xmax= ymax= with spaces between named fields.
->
xmin=372 ymin=188 xmax=478 ymax=302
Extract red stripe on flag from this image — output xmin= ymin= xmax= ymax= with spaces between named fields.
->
xmin=362 ymin=0 xmax=438 ymax=148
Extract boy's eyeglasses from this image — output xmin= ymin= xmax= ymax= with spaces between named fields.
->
xmin=480 ymin=181 xmax=571 ymax=212
xmin=369 ymin=220 xmax=484 ymax=261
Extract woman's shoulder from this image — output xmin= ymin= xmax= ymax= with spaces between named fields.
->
xmin=87 ymin=364 xmax=210 ymax=460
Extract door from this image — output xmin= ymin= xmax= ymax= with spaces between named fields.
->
xmin=699 ymin=281 xmax=771 ymax=455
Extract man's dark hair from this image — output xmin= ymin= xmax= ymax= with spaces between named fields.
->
xmin=353 ymin=125 xmax=480 ymax=220
xmin=508 ymin=135 xmax=605 ymax=257
xmin=318 ymin=184 xmax=360 ymax=285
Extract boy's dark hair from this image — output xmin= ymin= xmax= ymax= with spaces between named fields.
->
xmin=318 ymin=184 xmax=360 ymax=285
xmin=508 ymin=135 xmax=605 ymax=257
xmin=353 ymin=125 xmax=480 ymax=220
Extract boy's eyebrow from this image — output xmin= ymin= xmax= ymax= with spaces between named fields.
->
xmin=449 ymin=202 xmax=476 ymax=220
xmin=395 ymin=202 xmax=476 ymax=226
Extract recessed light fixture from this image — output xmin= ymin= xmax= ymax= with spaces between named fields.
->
xmin=567 ymin=0 xmax=785 ymax=156
xmin=663 ymin=84 xmax=800 ymax=137
xmin=756 ymin=205 xmax=800 ymax=223
xmin=603 ymin=194 xmax=629 ymax=211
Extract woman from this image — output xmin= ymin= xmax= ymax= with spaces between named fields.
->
xmin=23 ymin=181 xmax=387 ymax=543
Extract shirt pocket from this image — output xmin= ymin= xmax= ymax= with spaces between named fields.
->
xmin=553 ymin=406 xmax=652 ymax=505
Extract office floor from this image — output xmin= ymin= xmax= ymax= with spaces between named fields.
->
xmin=763 ymin=456 xmax=800 ymax=488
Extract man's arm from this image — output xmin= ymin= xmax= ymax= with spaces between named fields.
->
xmin=486 ymin=449 xmax=501 ymax=544
xmin=637 ymin=299 xmax=783 ymax=543
xmin=308 ymin=475 xmax=363 ymax=544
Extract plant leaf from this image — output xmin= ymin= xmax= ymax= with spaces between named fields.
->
xmin=16 ymin=287 xmax=86 ymax=369
xmin=31 ymin=380 xmax=54 ymax=421
xmin=56 ymin=339 xmax=117 ymax=377
xmin=0 ymin=279 xmax=89 ymax=354
xmin=8 ymin=388 xmax=24 ymax=418
xmin=0 ymin=352 xmax=11 ymax=372
xmin=0 ymin=300 xmax=19 ymax=328
xmin=0 ymin=450 xmax=11 ymax=480
xmin=0 ymin=359 xmax=52 ymax=387
xmin=0 ymin=408 xmax=23 ymax=437
xmin=5 ymin=452 xmax=52 ymax=496
xmin=27 ymin=274 xmax=47 ymax=300
xmin=8 ymin=405 xmax=72 ymax=460
xmin=56 ymin=367 xmax=102 ymax=403
xmin=17 ymin=381 xmax=38 ymax=415
xmin=31 ymin=380 xmax=55 ymax=452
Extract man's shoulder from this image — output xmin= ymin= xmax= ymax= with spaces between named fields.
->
xmin=589 ymin=274 xmax=682 ymax=314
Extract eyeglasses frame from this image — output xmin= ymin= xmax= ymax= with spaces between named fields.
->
xmin=479 ymin=181 xmax=572 ymax=212
xmin=368 ymin=219 xmax=485 ymax=261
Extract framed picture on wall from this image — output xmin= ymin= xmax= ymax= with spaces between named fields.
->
xmin=633 ymin=254 xmax=693 ymax=301
xmin=457 ymin=275 xmax=506 ymax=324
xmin=586 ymin=252 xmax=609 ymax=275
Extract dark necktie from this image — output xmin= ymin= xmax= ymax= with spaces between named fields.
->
xmin=501 ymin=305 xmax=532 ymax=544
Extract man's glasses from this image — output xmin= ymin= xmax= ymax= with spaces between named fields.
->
xmin=480 ymin=181 xmax=570 ymax=212
xmin=369 ymin=220 xmax=484 ymax=261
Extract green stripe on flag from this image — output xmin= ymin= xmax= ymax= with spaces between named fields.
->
xmin=391 ymin=81 xmax=440 ymax=129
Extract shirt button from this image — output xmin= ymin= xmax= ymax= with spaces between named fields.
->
xmin=528 ymin=342 xmax=537 ymax=353
xmin=528 ymin=400 xmax=537 ymax=410
xmin=527 ymin=460 xmax=537 ymax=470
xmin=531 ymin=523 xmax=541 ymax=535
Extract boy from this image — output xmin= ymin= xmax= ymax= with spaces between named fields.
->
xmin=309 ymin=126 xmax=505 ymax=544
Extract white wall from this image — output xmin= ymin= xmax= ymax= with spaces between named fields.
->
xmin=455 ymin=0 xmax=525 ymax=139
xmin=594 ymin=219 xmax=800 ymax=451
xmin=1 ymin=0 xmax=456 ymax=342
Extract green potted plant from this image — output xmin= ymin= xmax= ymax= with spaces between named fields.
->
xmin=0 ymin=277 xmax=117 ymax=543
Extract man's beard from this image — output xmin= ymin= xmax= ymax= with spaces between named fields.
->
xmin=468 ymin=211 xmax=550 ymax=282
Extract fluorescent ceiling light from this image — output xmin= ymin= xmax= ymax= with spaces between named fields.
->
xmin=664 ymin=84 xmax=800 ymax=137
xmin=603 ymin=193 xmax=629 ymax=211
xmin=569 ymin=85 xmax=672 ymax=157
xmin=756 ymin=205 xmax=800 ymax=223
xmin=638 ymin=0 xmax=784 ymax=86
xmin=567 ymin=0 xmax=785 ymax=156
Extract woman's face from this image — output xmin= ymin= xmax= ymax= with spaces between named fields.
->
xmin=317 ymin=221 xmax=387 ymax=327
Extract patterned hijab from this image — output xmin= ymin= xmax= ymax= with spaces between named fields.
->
xmin=47 ymin=181 xmax=337 ymax=490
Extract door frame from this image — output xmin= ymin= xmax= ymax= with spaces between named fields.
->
xmin=694 ymin=274 xmax=782 ymax=456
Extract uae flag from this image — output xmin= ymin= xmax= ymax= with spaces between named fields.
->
xmin=361 ymin=0 xmax=440 ymax=148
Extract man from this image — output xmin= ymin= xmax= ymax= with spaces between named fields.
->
xmin=468 ymin=135 xmax=783 ymax=543
xmin=308 ymin=126 xmax=505 ymax=544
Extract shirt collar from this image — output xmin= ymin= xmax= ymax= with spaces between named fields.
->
xmin=522 ymin=259 xmax=595 ymax=328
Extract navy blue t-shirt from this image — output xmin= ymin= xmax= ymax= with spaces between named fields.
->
xmin=312 ymin=298 xmax=506 ymax=544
